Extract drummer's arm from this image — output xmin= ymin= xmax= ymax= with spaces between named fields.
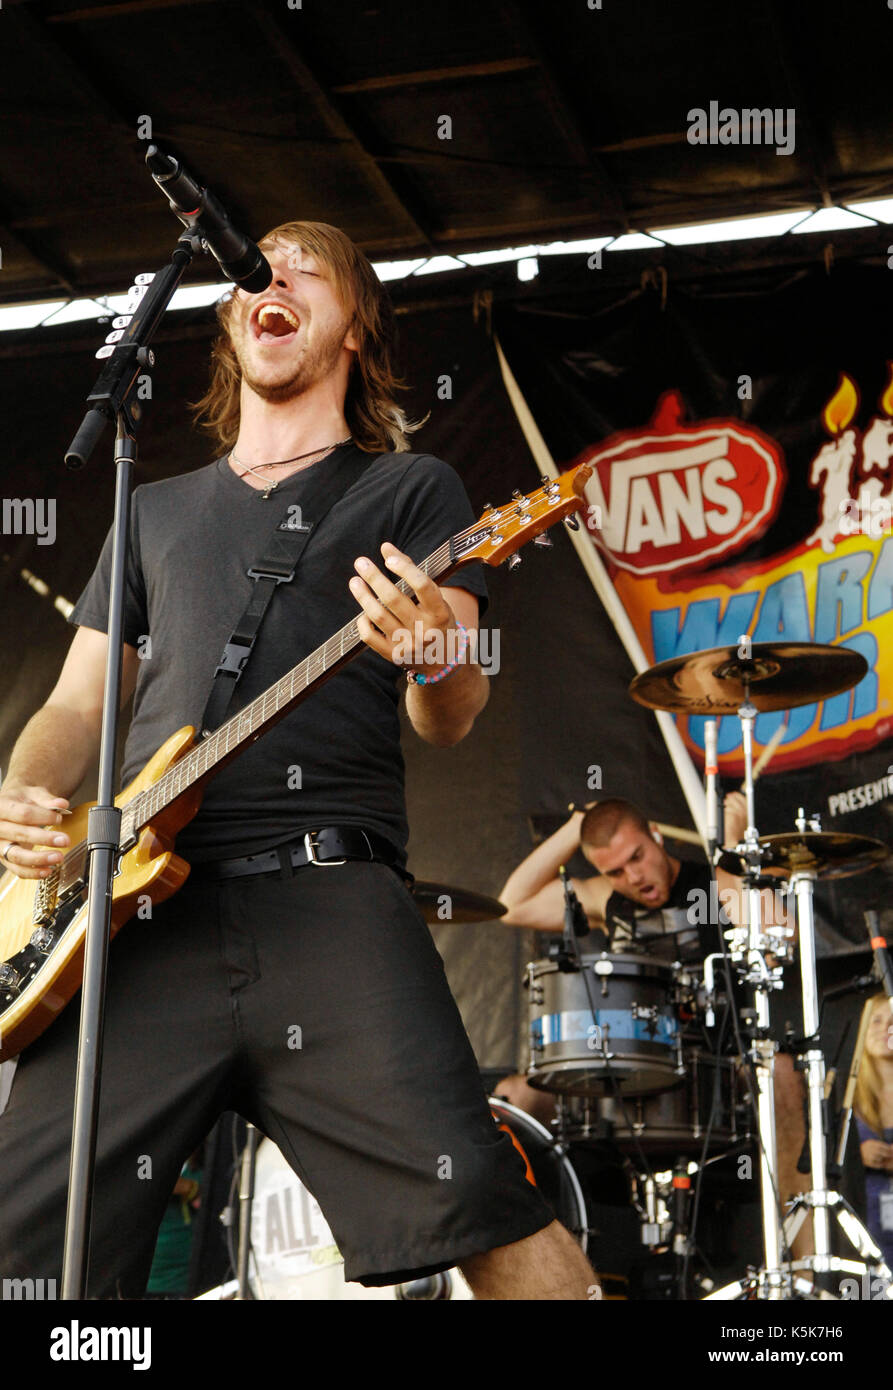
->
xmin=499 ymin=808 xmax=609 ymax=930
xmin=498 ymin=876 xmax=610 ymax=932
xmin=498 ymin=807 xmax=583 ymax=930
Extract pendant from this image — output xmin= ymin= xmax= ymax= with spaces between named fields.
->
xmin=261 ymin=482 xmax=277 ymax=500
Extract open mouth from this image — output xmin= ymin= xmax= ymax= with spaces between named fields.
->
xmin=252 ymin=302 xmax=301 ymax=344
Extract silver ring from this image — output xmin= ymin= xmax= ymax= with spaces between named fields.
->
xmin=2 ymin=841 xmax=16 ymax=862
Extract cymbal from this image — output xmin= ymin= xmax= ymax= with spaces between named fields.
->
xmin=629 ymin=642 xmax=868 ymax=715
xmin=411 ymin=881 xmax=507 ymax=923
xmin=758 ymin=831 xmax=889 ymax=880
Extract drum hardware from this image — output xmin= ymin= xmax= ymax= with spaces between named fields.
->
xmin=770 ymin=837 xmax=890 ymax=1296
xmin=707 ymin=819 xmax=891 ymax=1297
xmin=629 ymin=640 xmax=879 ymax=1300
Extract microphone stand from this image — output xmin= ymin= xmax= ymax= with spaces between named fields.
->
xmin=60 ymin=154 xmax=267 ymax=1296
xmin=60 ymin=235 xmax=198 ymax=1299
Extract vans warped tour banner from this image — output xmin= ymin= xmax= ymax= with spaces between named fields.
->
xmin=495 ymin=262 xmax=893 ymax=955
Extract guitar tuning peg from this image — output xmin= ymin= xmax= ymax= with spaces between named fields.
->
xmin=533 ymin=532 xmax=553 ymax=548
xmin=539 ymin=474 xmax=551 ymax=486
xmin=564 ymin=513 xmax=580 ymax=531
xmin=507 ymin=552 xmax=522 ymax=571
xmin=511 ymin=489 xmax=523 ymax=499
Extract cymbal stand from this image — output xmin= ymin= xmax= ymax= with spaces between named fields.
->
xmin=705 ymin=689 xmax=794 ymax=1300
xmin=780 ymin=816 xmax=892 ymax=1295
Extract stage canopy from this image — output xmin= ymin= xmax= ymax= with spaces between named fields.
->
xmin=4 ymin=0 xmax=893 ymax=302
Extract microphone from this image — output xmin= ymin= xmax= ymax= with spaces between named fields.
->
xmin=146 ymin=146 xmax=272 ymax=294
xmin=559 ymin=866 xmax=591 ymax=939
xmin=864 ymin=909 xmax=893 ymax=1014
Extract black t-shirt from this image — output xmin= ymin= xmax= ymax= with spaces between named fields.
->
xmin=599 ymin=859 xmax=728 ymax=962
xmin=69 ymin=446 xmax=488 ymax=863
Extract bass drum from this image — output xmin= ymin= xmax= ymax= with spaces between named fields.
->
xmin=249 ymin=1138 xmax=392 ymax=1299
xmin=489 ymin=1097 xmax=591 ymax=1254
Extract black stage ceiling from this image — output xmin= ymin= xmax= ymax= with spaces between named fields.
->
xmin=3 ymin=0 xmax=893 ymax=304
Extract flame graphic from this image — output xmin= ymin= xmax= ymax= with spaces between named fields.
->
xmin=880 ymin=363 xmax=893 ymax=418
xmin=822 ymin=373 xmax=858 ymax=435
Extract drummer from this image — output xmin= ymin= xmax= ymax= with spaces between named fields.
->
xmin=493 ymin=794 xmax=811 ymax=1251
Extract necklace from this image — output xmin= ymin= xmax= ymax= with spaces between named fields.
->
xmin=230 ymin=436 xmax=352 ymax=499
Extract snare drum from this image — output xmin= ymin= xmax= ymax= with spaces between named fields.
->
xmin=526 ymin=952 xmax=682 ymax=1097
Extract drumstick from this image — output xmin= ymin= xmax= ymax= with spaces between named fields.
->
xmin=654 ymin=823 xmax=702 ymax=847
xmin=745 ymin=723 xmax=786 ymax=787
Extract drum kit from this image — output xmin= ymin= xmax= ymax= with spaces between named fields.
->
xmin=512 ymin=639 xmax=893 ymax=1300
xmin=219 ymin=639 xmax=893 ymax=1301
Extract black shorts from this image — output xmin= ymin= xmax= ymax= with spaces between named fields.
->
xmin=0 ymin=860 xmax=552 ymax=1294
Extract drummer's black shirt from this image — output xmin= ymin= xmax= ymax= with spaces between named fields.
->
xmin=69 ymin=446 xmax=488 ymax=864
xmin=598 ymin=859 xmax=729 ymax=962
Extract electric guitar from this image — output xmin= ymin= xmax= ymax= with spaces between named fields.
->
xmin=0 ymin=464 xmax=591 ymax=1059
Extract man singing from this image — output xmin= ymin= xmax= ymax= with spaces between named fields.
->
xmin=0 ymin=223 xmax=594 ymax=1298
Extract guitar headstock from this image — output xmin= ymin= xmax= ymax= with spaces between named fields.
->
xmin=453 ymin=463 xmax=592 ymax=568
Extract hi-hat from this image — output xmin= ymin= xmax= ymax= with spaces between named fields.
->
xmin=411 ymin=882 xmax=507 ymax=923
xmin=629 ymin=642 xmax=867 ymax=716
xmin=758 ymin=831 xmax=888 ymax=880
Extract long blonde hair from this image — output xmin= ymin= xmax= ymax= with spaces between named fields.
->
xmin=192 ymin=221 xmax=422 ymax=455
xmin=855 ymin=992 xmax=889 ymax=1136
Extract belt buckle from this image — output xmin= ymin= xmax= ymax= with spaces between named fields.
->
xmin=303 ymin=830 xmax=347 ymax=867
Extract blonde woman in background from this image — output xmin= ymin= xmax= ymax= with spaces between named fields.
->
xmin=855 ymin=991 xmax=893 ymax=1268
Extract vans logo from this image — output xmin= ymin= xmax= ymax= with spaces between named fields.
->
xmin=579 ymin=390 xmax=785 ymax=576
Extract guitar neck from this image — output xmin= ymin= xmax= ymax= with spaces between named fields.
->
xmin=119 ymin=536 xmax=456 ymax=841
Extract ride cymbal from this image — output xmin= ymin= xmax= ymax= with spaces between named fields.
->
xmin=629 ymin=642 xmax=867 ymax=716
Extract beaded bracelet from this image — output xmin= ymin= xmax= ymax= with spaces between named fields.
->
xmin=406 ymin=622 xmax=469 ymax=686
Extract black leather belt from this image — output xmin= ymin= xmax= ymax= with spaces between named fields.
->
xmin=189 ymin=827 xmax=405 ymax=881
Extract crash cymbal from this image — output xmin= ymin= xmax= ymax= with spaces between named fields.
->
xmin=411 ymin=881 xmax=507 ymax=923
xmin=758 ymin=831 xmax=888 ymax=880
xmin=629 ymin=642 xmax=867 ymax=716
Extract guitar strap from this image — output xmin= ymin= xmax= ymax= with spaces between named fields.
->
xmin=198 ymin=447 xmax=371 ymax=738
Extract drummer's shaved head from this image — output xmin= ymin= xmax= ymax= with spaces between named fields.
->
xmin=581 ymin=799 xmax=651 ymax=849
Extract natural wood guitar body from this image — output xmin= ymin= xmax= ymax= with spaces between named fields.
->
xmin=0 ymin=727 xmax=198 ymax=1061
